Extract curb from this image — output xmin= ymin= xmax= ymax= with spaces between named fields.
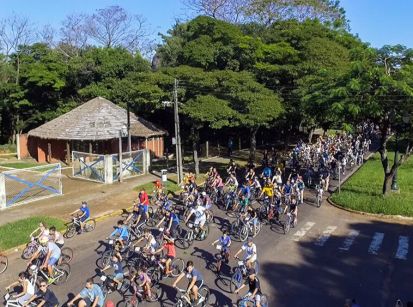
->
xmin=327 ymin=197 xmax=413 ymax=222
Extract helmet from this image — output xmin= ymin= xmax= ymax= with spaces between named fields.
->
xmin=201 ymin=191 xmax=206 ymax=197
xmin=39 ymin=236 xmax=49 ymax=245
xmin=81 ymin=201 xmax=87 ymax=207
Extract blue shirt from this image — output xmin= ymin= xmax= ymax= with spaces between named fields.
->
xmin=186 ymin=268 xmax=203 ymax=282
xmin=263 ymin=167 xmax=272 ymax=177
xmin=110 ymin=226 xmax=129 ymax=239
xmin=171 ymin=212 xmax=179 ymax=224
xmin=81 ymin=206 xmax=90 ymax=219
xmin=112 ymin=261 xmax=123 ymax=274
xmin=80 ymin=284 xmax=105 ymax=307
xmin=219 ymin=235 xmax=231 ymax=247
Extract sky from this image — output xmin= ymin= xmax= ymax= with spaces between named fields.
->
xmin=0 ymin=0 xmax=412 ymax=48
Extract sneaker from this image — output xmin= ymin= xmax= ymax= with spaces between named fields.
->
xmin=117 ymin=283 xmax=122 ymax=291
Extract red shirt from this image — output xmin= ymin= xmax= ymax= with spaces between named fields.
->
xmin=163 ymin=242 xmax=176 ymax=257
xmin=139 ymin=191 xmax=149 ymax=205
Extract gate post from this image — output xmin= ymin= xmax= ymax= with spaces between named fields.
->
xmin=104 ymin=155 xmax=113 ymax=184
xmin=144 ymin=149 xmax=151 ymax=174
xmin=0 ymin=174 xmax=6 ymax=209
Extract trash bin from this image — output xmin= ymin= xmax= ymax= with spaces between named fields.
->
xmin=161 ymin=169 xmax=167 ymax=182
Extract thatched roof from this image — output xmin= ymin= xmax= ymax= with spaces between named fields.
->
xmin=28 ymin=97 xmax=166 ymax=141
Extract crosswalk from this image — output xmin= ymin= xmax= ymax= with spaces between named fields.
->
xmin=291 ymin=222 xmax=411 ymax=261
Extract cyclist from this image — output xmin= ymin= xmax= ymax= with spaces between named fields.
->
xmin=101 ymin=255 xmax=124 ymax=291
xmin=5 ymin=272 xmax=35 ymax=305
xmin=296 ymin=176 xmax=305 ymax=204
xmin=234 ymin=268 xmax=262 ymax=307
xmin=234 ymin=237 xmax=257 ymax=270
xmin=261 ymin=165 xmax=272 ymax=180
xmin=107 ymin=220 xmax=129 ymax=258
xmin=245 ymin=168 xmax=255 ymax=183
xmin=68 ymin=278 xmax=105 ymax=307
xmin=250 ymin=176 xmax=262 ymax=197
xmin=154 ymin=234 xmax=176 ymax=276
xmin=135 ymin=229 xmax=159 ymax=254
xmin=288 ymin=195 xmax=298 ymax=225
xmin=282 ymin=179 xmax=293 ymax=203
xmin=70 ymin=201 xmax=90 ymax=233
xmin=238 ymin=183 xmax=251 ymax=201
xmin=23 ymin=281 xmax=59 ymax=307
xmin=259 ymin=179 xmax=274 ymax=202
xmin=28 ymin=236 xmax=61 ymax=282
xmin=29 ymin=222 xmax=49 ymax=240
xmin=211 ymin=229 xmax=231 ymax=272
xmin=212 ymin=174 xmax=224 ymax=199
xmin=234 ymin=194 xmax=249 ymax=213
xmin=185 ymin=201 xmax=207 ymax=232
xmin=172 ymin=260 xmax=204 ymax=305
xmin=137 ymin=188 xmax=150 ymax=223
xmin=157 ymin=210 xmax=180 ymax=238
xmin=241 ymin=206 xmax=258 ymax=228
xmin=49 ymin=226 xmax=64 ymax=249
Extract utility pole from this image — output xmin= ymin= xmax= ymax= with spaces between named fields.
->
xmin=174 ymin=79 xmax=183 ymax=185
xmin=127 ymin=102 xmax=132 ymax=153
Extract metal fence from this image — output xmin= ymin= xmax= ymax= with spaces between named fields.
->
xmin=72 ymin=151 xmax=106 ymax=183
xmin=0 ymin=163 xmax=63 ymax=209
xmin=112 ymin=150 xmax=145 ymax=181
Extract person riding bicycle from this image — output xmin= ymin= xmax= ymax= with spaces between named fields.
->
xmin=27 ymin=236 xmax=61 ymax=283
xmin=288 ymin=195 xmax=298 ymax=225
xmin=68 ymin=278 xmax=105 ymax=307
xmin=211 ymin=229 xmax=231 ymax=269
xmin=156 ymin=207 xmax=180 ymax=238
xmin=70 ymin=201 xmax=90 ymax=233
xmin=29 ymin=221 xmax=50 ymax=240
xmin=136 ymin=188 xmax=150 ymax=224
xmin=259 ymin=179 xmax=274 ymax=202
xmin=238 ymin=183 xmax=251 ymax=201
xmin=154 ymin=234 xmax=176 ymax=275
xmin=296 ymin=176 xmax=305 ymax=204
xmin=235 ymin=194 xmax=250 ymax=213
xmin=212 ymin=174 xmax=224 ymax=199
xmin=245 ymin=168 xmax=256 ymax=183
xmin=185 ymin=201 xmax=207 ymax=233
xmin=234 ymin=268 xmax=262 ymax=307
xmin=137 ymin=267 xmax=152 ymax=299
xmin=5 ymin=272 xmax=35 ymax=306
xmin=241 ymin=206 xmax=258 ymax=228
xmin=234 ymin=237 xmax=257 ymax=270
xmin=282 ymin=180 xmax=293 ymax=202
xmin=226 ymin=159 xmax=237 ymax=176
xmin=201 ymin=191 xmax=212 ymax=210
xmin=173 ymin=260 xmax=205 ymax=305
xmin=108 ymin=220 xmax=129 ymax=256
xmin=49 ymin=226 xmax=64 ymax=249
xmin=261 ymin=165 xmax=272 ymax=180
xmin=23 ymin=281 xmax=59 ymax=307
xmin=101 ymin=255 xmax=124 ymax=291
xmin=135 ymin=229 xmax=159 ymax=254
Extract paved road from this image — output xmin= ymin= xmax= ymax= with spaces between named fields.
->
xmin=2 ymin=195 xmax=412 ymax=307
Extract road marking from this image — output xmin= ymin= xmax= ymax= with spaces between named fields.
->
xmin=395 ymin=236 xmax=409 ymax=260
xmin=339 ymin=230 xmax=360 ymax=251
xmin=368 ymin=232 xmax=384 ymax=255
xmin=315 ymin=226 xmax=337 ymax=246
xmin=293 ymin=222 xmax=315 ymax=242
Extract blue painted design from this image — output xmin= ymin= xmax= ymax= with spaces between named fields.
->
xmin=74 ymin=156 xmax=105 ymax=182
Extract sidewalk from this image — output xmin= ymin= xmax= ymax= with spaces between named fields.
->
xmin=0 ymin=173 xmax=160 ymax=227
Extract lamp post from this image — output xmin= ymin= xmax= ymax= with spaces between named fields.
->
xmin=119 ymin=125 xmax=128 ymax=182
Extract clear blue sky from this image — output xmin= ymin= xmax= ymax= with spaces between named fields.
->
xmin=0 ymin=0 xmax=412 ymax=48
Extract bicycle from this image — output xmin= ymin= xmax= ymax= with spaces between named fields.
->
xmin=4 ymin=290 xmax=37 ymax=307
xmin=28 ymin=261 xmax=71 ymax=286
xmin=175 ymin=222 xmax=209 ymax=249
xmin=173 ymin=285 xmax=210 ymax=307
xmin=230 ymin=258 xmax=259 ymax=293
xmin=119 ymin=283 xmax=162 ymax=306
xmin=236 ymin=292 xmax=269 ymax=307
xmin=21 ymin=237 xmax=39 ymax=260
xmin=99 ymin=272 xmax=131 ymax=296
xmin=212 ymin=243 xmax=230 ymax=275
xmin=0 ymin=252 xmax=8 ymax=274
xmin=281 ymin=211 xmax=296 ymax=235
xmin=146 ymin=255 xmax=184 ymax=286
xmin=64 ymin=216 xmax=96 ymax=239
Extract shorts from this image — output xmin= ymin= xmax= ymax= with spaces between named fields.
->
xmin=80 ymin=215 xmax=89 ymax=222
xmin=141 ymin=205 xmax=149 ymax=214
xmin=56 ymin=242 xmax=64 ymax=249
xmin=244 ymin=254 xmax=257 ymax=264
xmin=120 ymin=236 xmax=128 ymax=242
xmin=193 ymin=279 xmax=203 ymax=288
xmin=114 ymin=272 xmax=124 ymax=280
xmin=82 ymin=297 xmax=102 ymax=307
xmin=166 ymin=255 xmax=175 ymax=260
xmin=48 ymin=256 xmax=59 ymax=266
xmin=247 ymin=293 xmax=261 ymax=304
xmin=194 ymin=217 xmax=206 ymax=228
xmin=17 ymin=293 xmax=33 ymax=305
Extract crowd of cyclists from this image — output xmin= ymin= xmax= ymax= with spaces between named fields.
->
xmin=3 ymin=128 xmax=376 ymax=307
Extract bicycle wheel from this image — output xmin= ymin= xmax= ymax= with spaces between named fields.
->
xmin=174 ymin=299 xmax=184 ymax=307
xmin=22 ymin=245 xmax=35 ymax=260
xmin=64 ymin=224 xmax=77 ymax=239
xmin=53 ymin=263 xmax=71 ymax=285
xmin=0 ymin=254 xmax=8 ymax=274
xmin=174 ymin=238 xmax=190 ymax=250
xmin=239 ymin=225 xmax=249 ymax=242
xmin=230 ymin=270 xmax=243 ymax=293
xmin=283 ymin=216 xmax=291 ymax=234
xmin=85 ymin=219 xmax=96 ymax=232
xmin=61 ymin=247 xmax=74 ymax=264
xmin=148 ymin=285 xmax=162 ymax=301
xmin=147 ymin=267 xmax=161 ymax=286
xmin=171 ymin=258 xmax=184 ymax=277
xmin=199 ymin=285 xmax=210 ymax=307
xmin=198 ymin=224 xmax=209 ymax=241
xmin=317 ymin=195 xmax=322 ymax=208
xmin=97 ymin=250 xmax=112 ymax=269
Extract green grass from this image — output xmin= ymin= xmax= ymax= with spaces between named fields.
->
xmin=134 ymin=179 xmax=182 ymax=195
xmin=0 ymin=162 xmax=43 ymax=169
xmin=0 ymin=216 xmax=66 ymax=251
xmin=331 ymin=152 xmax=413 ymax=217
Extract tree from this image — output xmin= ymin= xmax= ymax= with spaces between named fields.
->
xmin=85 ymin=6 xmax=148 ymax=53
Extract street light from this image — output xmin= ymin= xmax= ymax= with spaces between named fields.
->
xmin=119 ymin=124 xmax=128 ymax=182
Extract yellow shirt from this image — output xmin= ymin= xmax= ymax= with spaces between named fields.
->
xmin=262 ymin=186 xmax=274 ymax=197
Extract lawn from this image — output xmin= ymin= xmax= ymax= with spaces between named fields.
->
xmin=0 ymin=161 xmax=44 ymax=169
xmin=331 ymin=152 xmax=413 ymax=217
xmin=0 ymin=216 xmax=66 ymax=251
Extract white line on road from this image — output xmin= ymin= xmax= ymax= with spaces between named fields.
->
xmin=368 ymin=232 xmax=384 ymax=255
xmin=395 ymin=236 xmax=409 ymax=260
xmin=339 ymin=230 xmax=360 ymax=251
xmin=315 ymin=226 xmax=337 ymax=246
xmin=293 ymin=222 xmax=315 ymax=242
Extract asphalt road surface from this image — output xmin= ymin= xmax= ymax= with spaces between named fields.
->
xmin=1 ymin=192 xmax=412 ymax=307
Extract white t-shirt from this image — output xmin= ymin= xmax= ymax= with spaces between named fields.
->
xmin=191 ymin=206 xmax=206 ymax=223
xmin=242 ymin=242 xmax=257 ymax=257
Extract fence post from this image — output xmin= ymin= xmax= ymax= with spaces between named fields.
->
xmin=104 ymin=155 xmax=113 ymax=184
xmin=206 ymin=141 xmax=209 ymax=158
xmin=0 ymin=174 xmax=6 ymax=209
xmin=58 ymin=164 xmax=63 ymax=195
xmin=16 ymin=134 xmax=21 ymax=160
xmin=144 ymin=149 xmax=151 ymax=173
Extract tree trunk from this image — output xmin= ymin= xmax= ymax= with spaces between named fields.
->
xmin=191 ymin=125 xmax=200 ymax=176
xmin=308 ymin=128 xmax=315 ymax=144
xmin=382 ymin=173 xmax=393 ymax=196
xmin=249 ymin=127 xmax=258 ymax=162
